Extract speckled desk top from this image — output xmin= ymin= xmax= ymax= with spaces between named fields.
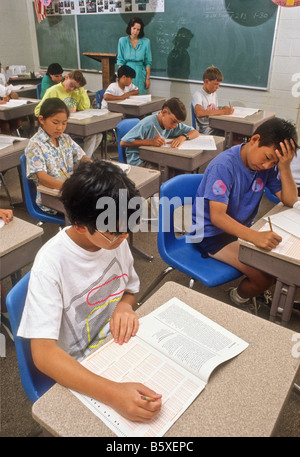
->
xmin=0 ymin=216 xmax=43 ymax=257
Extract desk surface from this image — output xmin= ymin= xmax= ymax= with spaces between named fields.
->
xmin=32 ymin=281 xmax=299 ymax=437
xmin=0 ymin=98 xmax=39 ymax=121
xmin=0 ymin=216 xmax=43 ymax=257
xmin=107 ymin=96 xmax=166 ymax=117
xmin=0 ymin=136 xmax=28 ymax=172
xmin=65 ymin=112 xmax=123 ymax=137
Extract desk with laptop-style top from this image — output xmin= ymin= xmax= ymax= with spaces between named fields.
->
xmin=107 ymin=96 xmax=166 ymax=118
xmin=0 ymin=98 xmax=39 ymax=121
xmin=31 ymin=281 xmax=299 ymax=437
xmin=239 ymin=202 xmax=300 ymax=326
xmin=0 ymin=216 xmax=43 ymax=285
xmin=139 ymin=135 xmax=225 ymax=185
xmin=209 ymin=108 xmax=276 ymax=149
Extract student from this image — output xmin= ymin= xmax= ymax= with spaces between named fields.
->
xmin=0 ymin=81 xmax=23 ymax=134
xmin=40 ymin=63 xmax=63 ymax=98
xmin=35 ymin=70 xmax=102 ymax=158
xmin=191 ymin=117 xmax=298 ymax=306
xmin=192 ymin=66 xmax=234 ymax=134
xmin=120 ymin=97 xmax=199 ymax=166
xmin=291 ymin=150 xmax=300 ymax=196
xmin=26 ymin=98 xmax=91 ymax=212
xmin=101 ymin=65 xmax=139 ymax=110
xmin=18 ymin=160 xmax=162 ymax=423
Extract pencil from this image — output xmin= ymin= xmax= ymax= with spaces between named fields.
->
xmin=268 ymin=216 xmax=273 ymax=232
xmin=141 ymin=395 xmax=156 ymax=402
xmin=153 ymin=124 xmax=161 ymax=137
xmin=60 ymin=168 xmax=69 ymax=179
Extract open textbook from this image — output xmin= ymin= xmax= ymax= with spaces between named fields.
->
xmin=71 ymin=297 xmax=248 ymax=437
xmin=69 ymin=108 xmax=109 ymax=120
xmin=118 ymin=94 xmax=152 ymax=105
xmin=224 ymin=107 xmax=259 ymax=118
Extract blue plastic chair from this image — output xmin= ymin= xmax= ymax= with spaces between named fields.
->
xmin=20 ymin=154 xmax=65 ymax=225
xmin=6 ymin=272 xmax=55 ymax=403
xmin=191 ymin=103 xmax=197 ymax=129
xmin=116 ymin=118 xmax=139 ymax=163
xmin=137 ymin=174 xmax=242 ymax=304
xmin=264 ymin=186 xmax=280 ymax=204
xmin=36 ymin=83 xmax=41 ymax=99
xmin=95 ymin=88 xmax=106 ymax=109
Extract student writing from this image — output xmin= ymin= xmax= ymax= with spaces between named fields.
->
xmin=26 ymin=98 xmax=91 ymax=212
xmin=191 ymin=117 xmax=298 ymax=306
xmin=18 ymin=160 xmax=162 ymax=423
xmin=120 ymin=97 xmax=199 ymax=166
xmin=35 ymin=70 xmax=102 ymax=158
xmin=101 ymin=65 xmax=139 ymax=110
xmin=192 ymin=66 xmax=234 ymax=135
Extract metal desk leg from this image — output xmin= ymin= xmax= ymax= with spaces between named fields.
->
xmin=225 ymin=131 xmax=233 ymax=149
xmin=270 ymin=279 xmax=296 ymax=326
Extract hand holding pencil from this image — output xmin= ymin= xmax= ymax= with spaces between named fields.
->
xmin=152 ymin=124 xmax=166 ymax=147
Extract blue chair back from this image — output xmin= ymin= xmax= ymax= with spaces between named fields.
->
xmin=116 ymin=118 xmax=139 ymax=163
xmin=265 ymin=186 xmax=280 ymax=204
xmin=6 ymin=272 xmax=55 ymax=403
xmin=158 ymin=174 xmax=241 ymax=287
xmin=191 ymin=103 xmax=197 ymax=129
xmin=95 ymin=89 xmax=106 ymax=109
xmin=20 ymin=154 xmax=65 ymax=225
xmin=36 ymin=83 xmax=41 ymax=99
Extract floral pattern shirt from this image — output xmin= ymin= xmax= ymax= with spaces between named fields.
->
xmin=25 ymin=127 xmax=85 ymax=210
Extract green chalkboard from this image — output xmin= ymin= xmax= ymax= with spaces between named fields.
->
xmin=35 ymin=14 xmax=78 ymax=70
xmin=36 ymin=0 xmax=279 ymax=89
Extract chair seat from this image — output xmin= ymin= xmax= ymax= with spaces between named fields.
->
xmin=160 ymin=235 xmax=241 ymax=287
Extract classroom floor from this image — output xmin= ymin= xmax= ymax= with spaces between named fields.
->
xmin=0 ymin=143 xmax=299 ymax=437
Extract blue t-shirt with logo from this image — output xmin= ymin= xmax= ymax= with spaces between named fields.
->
xmin=191 ymin=144 xmax=281 ymax=238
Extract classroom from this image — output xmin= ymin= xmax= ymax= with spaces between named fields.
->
xmin=0 ymin=0 xmax=299 ymax=440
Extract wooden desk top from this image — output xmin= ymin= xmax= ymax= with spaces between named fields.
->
xmin=32 ymin=281 xmax=299 ymax=437
xmin=0 ymin=216 xmax=43 ymax=257
xmin=107 ymin=96 xmax=166 ymax=117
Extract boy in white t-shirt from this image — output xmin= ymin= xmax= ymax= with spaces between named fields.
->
xmin=18 ymin=160 xmax=162 ymax=423
xmin=101 ymin=65 xmax=139 ymax=110
xmin=192 ymin=66 xmax=234 ymax=134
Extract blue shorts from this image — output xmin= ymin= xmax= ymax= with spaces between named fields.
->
xmin=195 ymin=232 xmax=237 ymax=258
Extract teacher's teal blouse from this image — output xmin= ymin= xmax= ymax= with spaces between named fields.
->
xmin=117 ymin=36 xmax=152 ymax=95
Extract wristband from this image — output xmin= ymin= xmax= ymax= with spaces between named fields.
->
xmin=182 ymin=133 xmax=189 ymax=140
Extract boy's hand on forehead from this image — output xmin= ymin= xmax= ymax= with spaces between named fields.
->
xmin=276 ymin=138 xmax=296 ymax=169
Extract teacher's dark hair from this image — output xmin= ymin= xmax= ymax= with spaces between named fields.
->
xmin=126 ymin=17 xmax=145 ymax=38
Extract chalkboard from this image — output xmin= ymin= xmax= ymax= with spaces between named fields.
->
xmin=36 ymin=0 xmax=279 ymax=89
xmin=35 ymin=14 xmax=78 ymax=69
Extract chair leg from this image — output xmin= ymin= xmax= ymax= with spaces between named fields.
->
xmin=293 ymin=383 xmax=300 ymax=396
xmin=189 ymin=278 xmax=194 ymax=288
xmin=0 ymin=172 xmax=14 ymax=207
xmin=137 ymin=266 xmax=174 ymax=306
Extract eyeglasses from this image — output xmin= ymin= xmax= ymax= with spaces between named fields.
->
xmin=95 ymin=230 xmax=127 ymax=244
xmin=69 ymin=80 xmax=80 ymax=90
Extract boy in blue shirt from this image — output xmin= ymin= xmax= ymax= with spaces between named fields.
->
xmin=191 ymin=118 xmax=298 ymax=305
xmin=120 ymin=97 xmax=199 ymax=166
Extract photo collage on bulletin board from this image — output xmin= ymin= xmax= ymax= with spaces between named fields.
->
xmin=45 ymin=0 xmax=164 ymax=15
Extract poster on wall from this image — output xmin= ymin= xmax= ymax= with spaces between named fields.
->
xmin=45 ymin=0 xmax=164 ymax=15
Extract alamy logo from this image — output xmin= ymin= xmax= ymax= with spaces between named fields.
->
xmin=291 ymin=73 xmax=300 ymax=98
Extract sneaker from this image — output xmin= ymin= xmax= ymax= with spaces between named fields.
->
xmin=228 ymin=287 xmax=250 ymax=306
xmin=1 ymin=313 xmax=14 ymax=341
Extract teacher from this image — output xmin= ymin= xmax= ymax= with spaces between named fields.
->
xmin=117 ymin=17 xmax=152 ymax=95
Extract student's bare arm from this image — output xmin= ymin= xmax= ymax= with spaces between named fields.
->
xmin=194 ymin=104 xmax=234 ymax=118
xmin=209 ymin=200 xmax=282 ymax=251
xmin=275 ymin=139 xmax=298 ymax=207
xmin=31 ymin=339 xmax=162 ymax=422
xmin=36 ymin=171 xmax=64 ymax=190
xmin=120 ymin=137 xmax=165 ymax=147
xmin=104 ymin=89 xmax=139 ymax=101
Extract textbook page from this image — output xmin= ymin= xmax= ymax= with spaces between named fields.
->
xmin=138 ymin=297 xmax=248 ymax=383
xmin=71 ymin=336 xmax=205 ymax=437
xmin=224 ymin=107 xmax=259 ymax=118
xmin=267 ymin=208 xmax=300 ymax=239
xmin=178 ymin=135 xmax=216 ymax=150
xmin=0 ymin=99 xmax=29 ymax=108
xmin=259 ymin=223 xmax=300 ymax=260
xmin=118 ymin=95 xmax=151 ymax=105
xmin=69 ymin=109 xmax=109 ymax=119
xmin=0 ymin=135 xmax=27 ymax=149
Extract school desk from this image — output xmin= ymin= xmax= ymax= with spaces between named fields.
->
xmin=139 ymin=135 xmax=225 ymax=185
xmin=31 ymin=281 xmax=299 ymax=437
xmin=239 ymin=202 xmax=300 ymax=326
xmin=0 ymin=98 xmax=39 ymax=121
xmin=0 ymin=216 xmax=43 ymax=284
xmin=8 ymin=76 xmax=42 ymax=86
xmin=65 ymin=111 xmax=123 ymax=159
xmin=0 ymin=136 xmax=29 ymax=205
xmin=209 ymin=110 xmax=276 ymax=149
xmin=14 ymin=86 xmax=37 ymax=99
xmin=107 ymin=96 xmax=166 ymax=118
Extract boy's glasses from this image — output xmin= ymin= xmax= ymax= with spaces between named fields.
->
xmin=95 ymin=230 xmax=127 ymax=244
xmin=69 ymin=80 xmax=80 ymax=90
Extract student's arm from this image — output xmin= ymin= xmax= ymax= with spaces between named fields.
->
xmin=274 ymin=139 xmax=298 ymax=207
xmin=36 ymin=171 xmax=64 ymax=190
xmin=209 ymin=200 xmax=282 ymax=251
xmin=76 ymin=87 xmax=91 ymax=112
xmin=194 ymin=104 xmax=234 ymax=118
xmin=31 ymin=338 xmax=162 ymax=422
xmin=110 ymin=292 xmax=139 ymax=344
xmin=169 ymin=128 xmax=199 ymax=148
xmin=0 ymin=208 xmax=13 ymax=224
xmin=121 ymin=136 xmax=166 ymax=148
xmin=103 ymin=89 xmax=139 ymax=102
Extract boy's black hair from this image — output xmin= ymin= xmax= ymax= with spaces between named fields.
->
xmin=117 ymin=65 xmax=136 ymax=80
xmin=162 ymin=97 xmax=187 ymax=122
xmin=126 ymin=16 xmax=145 ymax=38
xmin=39 ymin=97 xmax=69 ymax=119
xmin=46 ymin=63 xmax=63 ymax=76
xmin=60 ymin=160 xmax=140 ymax=234
xmin=254 ymin=117 xmax=299 ymax=151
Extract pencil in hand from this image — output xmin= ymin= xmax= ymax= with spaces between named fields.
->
xmin=268 ymin=216 xmax=273 ymax=232
xmin=153 ymin=124 xmax=162 ymax=138
xmin=60 ymin=167 xmax=69 ymax=179
xmin=141 ymin=395 xmax=156 ymax=402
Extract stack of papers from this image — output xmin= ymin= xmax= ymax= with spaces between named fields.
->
xmin=69 ymin=109 xmax=109 ymax=120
